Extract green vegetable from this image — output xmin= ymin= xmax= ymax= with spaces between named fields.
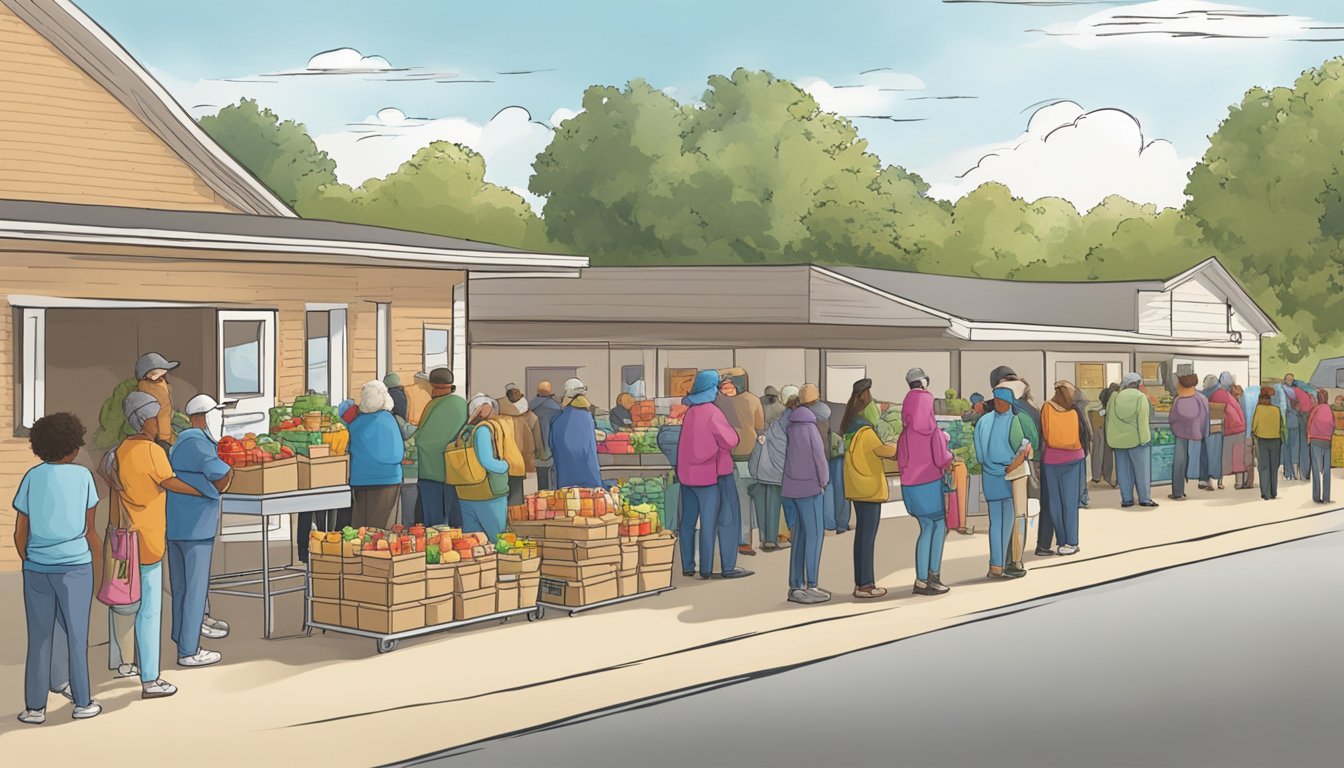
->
xmin=94 ymin=377 xmax=140 ymax=451
xmin=426 ymin=544 xmax=441 ymax=565
xmin=341 ymin=526 xmax=358 ymax=542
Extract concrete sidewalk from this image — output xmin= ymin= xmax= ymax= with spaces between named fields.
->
xmin=2 ymin=471 xmax=1341 ymax=767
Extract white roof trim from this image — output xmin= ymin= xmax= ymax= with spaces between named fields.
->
xmin=1162 ymin=257 xmax=1277 ymax=335
xmin=0 ymin=219 xmax=590 ymax=271
xmin=957 ymin=320 xmax=1252 ymax=346
xmin=8 ymin=294 xmax=245 ymax=309
xmin=3 ymin=0 xmax=294 ymax=217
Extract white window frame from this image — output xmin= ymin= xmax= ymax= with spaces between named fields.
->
xmin=452 ymin=282 xmax=467 ymax=391
xmin=217 ymin=309 xmax=277 ymax=436
xmin=422 ymin=324 xmax=452 ymax=377
xmin=20 ymin=308 xmax=45 ymax=429
xmin=375 ymin=302 xmax=391 ymax=380
xmin=304 ymin=304 xmax=347 ymax=402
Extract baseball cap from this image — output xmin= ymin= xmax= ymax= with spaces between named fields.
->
xmin=184 ymin=394 xmax=232 ymax=415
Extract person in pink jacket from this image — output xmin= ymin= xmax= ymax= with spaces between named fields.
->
xmin=1209 ymin=373 xmax=1247 ymax=489
xmin=896 ymin=370 xmax=954 ymax=596
xmin=1306 ymin=389 xmax=1334 ymax=504
xmin=677 ymin=370 xmax=750 ymax=580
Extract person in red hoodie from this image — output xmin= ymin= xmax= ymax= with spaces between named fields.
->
xmin=1306 ymin=389 xmax=1334 ymax=504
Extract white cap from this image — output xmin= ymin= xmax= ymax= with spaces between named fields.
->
xmin=563 ymin=377 xmax=588 ymax=398
xmin=184 ymin=394 xmax=231 ymax=415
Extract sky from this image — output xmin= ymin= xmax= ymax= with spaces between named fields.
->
xmin=74 ymin=0 xmax=1344 ymax=212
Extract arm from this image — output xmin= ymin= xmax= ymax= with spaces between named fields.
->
xmin=933 ymin=430 xmax=954 ymax=470
xmin=1138 ymin=398 xmax=1151 ymax=445
xmin=474 ymin=427 xmax=510 ymax=475
xmin=812 ymin=430 xmax=829 ymax=486
xmin=161 ymin=477 xmax=204 ymax=496
xmin=530 ymin=416 xmax=550 ymax=461
xmin=13 ymin=514 xmax=27 ymax=561
xmin=152 ymin=445 xmax=201 ymax=496
xmin=85 ymin=506 xmax=102 ymax=578
xmin=753 ymin=400 xmax=765 ymax=433
xmin=710 ymin=411 xmax=740 ymax=453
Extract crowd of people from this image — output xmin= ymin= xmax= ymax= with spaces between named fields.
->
xmin=14 ymin=349 xmax=1337 ymax=724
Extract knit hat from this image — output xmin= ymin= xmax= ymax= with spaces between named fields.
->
xmin=989 ymin=366 xmax=1017 ymax=389
xmin=428 ymin=368 xmax=454 ymax=386
xmin=123 ymin=391 xmax=162 ymax=432
xmin=383 ymin=372 xmax=402 ymax=389
xmin=1121 ymin=372 xmax=1142 ymax=388
xmin=763 ymin=386 xmax=780 ymax=398
xmin=468 ymin=393 xmax=497 ymax=420
xmin=135 ymin=352 xmax=179 ymax=381
xmin=779 ymin=384 xmax=801 ymax=404
xmin=685 ymin=370 xmax=721 ymax=406
xmin=800 ymin=383 xmax=821 ymax=405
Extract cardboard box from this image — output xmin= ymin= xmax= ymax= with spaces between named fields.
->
xmin=454 ymin=587 xmax=495 ymax=621
xmin=616 ymin=569 xmax=638 ymax=597
xmin=342 ymin=556 xmax=363 ymax=577
xmin=496 ymin=580 xmax=520 ymax=612
xmin=451 ymin=561 xmax=482 ymax=592
xmin=425 ymin=571 xmax=455 ymax=599
xmin=478 ymin=555 xmax=498 ymax=589
xmin=638 ymin=566 xmax=673 ymax=593
xmin=358 ymin=603 xmax=425 ymax=634
xmin=316 ymin=538 xmax=359 ymax=557
xmin=309 ymin=554 xmax=343 ymax=575
xmin=638 ymin=536 xmax=676 ymax=567
xmin=310 ymin=574 xmax=341 ymax=600
xmin=339 ymin=600 xmax=360 ymax=628
xmin=306 ymin=443 xmax=331 ymax=459
xmin=540 ymin=560 xmax=618 ymax=582
xmin=509 ymin=520 xmax=548 ymax=539
xmin=298 ymin=454 xmax=349 ymax=490
xmin=361 ymin=551 xmax=427 ymax=580
xmin=539 ymin=572 xmax=618 ymax=608
xmin=423 ymin=597 xmax=455 ymax=626
xmin=619 ymin=542 xmax=639 ymax=572
xmin=518 ymin=574 xmax=540 ymax=608
xmin=541 ymin=539 xmax=621 ymax=563
xmin=310 ymin=597 xmax=340 ymax=625
xmin=498 ymin=552 xmax=542 ymax=576
xmin=343 ymin=574 xmax=426 ymax=606
xmin=546 ymin=518 xmax=621 ymax=541
xmin=228 ymin=458 xmax=299 ymax=495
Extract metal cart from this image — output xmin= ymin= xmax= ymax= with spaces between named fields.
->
xmin=536 ymin=585 xmax=676 ymax=618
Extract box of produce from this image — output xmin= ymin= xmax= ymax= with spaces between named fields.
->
xmin=497 ymin=552 xmax=542 ymax=576
xmin=310 ymin=574 xmax=341 ymax=601
xmin=451 ymin=562 xmax=482 ymax=592
xmin=494 ymin=533 xmax=540 ymax=559
xmin=637 ymin=534 xmax=676 ymax=567
xmin=637 ymin=564 xmax=673 ymax=593
xmin=425 ymin=567 xmax=455 ymax=599
xmin=298 ymin=454 xmax=349 ymax=490
xmin=546 ymin=516 xmax=621 ymax=541
xmin=217 ymin=433 xmax=296 ymax=468
xmin=509 ymin=519 xmax=549 ymax=538
xmin=358 ymin=603 xmax=424 ymax=634
xmin=541 ymin=539 xmax=621 ymax=563
xmin=454 ymin=587 xmax=495 ymax=621
xmin=616 ymin=569 xmax=638 ymax=597
xmin=423 ymin=597 xmax=455 ymax=626
xmin=518 ymin=575 xmax=540 ymax=608
xmin=496 ymin=580 xmax=520 ymax=612
xmin=339 ymin=600 xmax=360 ymax=628
xmin=310 ymin=597 xmax=340 ymax=626
xmin=360 ymin=551 xmax=427 ymax=580
xmin=540 ymin=560 xmax=617 ymax=582
xmin=1333 ymin=435 xmax=1344 ymax=468
xmin=478 ymin=554 xmax=498 ymax=589
xmin=619 ymin=541 xmax=639 ymax=572
xmin=227 ymin=457 xmax=299 ymax=495
xmin=343 ymin=574 xmax=426 ymax=606
xmin=308 ymin=554 xmax=343 ymax=576
xmin=540 ymin=572 xmax=618 ymax=608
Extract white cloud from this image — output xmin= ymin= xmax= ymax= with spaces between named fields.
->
xmin=798 ymin=69 xmax=926 ymax=116
xmin=314 ymin=106 xmax=560 ymax=210
xmin=1035 ymin=1 xmax=1344 ymax=47
xmin=303 ymin=48 xmax=399 ymax=73
xmin=927 ymin=101 xmax=1195 ymax=211
xmin=548 ymin=107 xmax=579 ymax=127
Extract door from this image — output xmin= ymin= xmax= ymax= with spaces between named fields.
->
xmin=218 ymin=310 xmax=277 ymax=437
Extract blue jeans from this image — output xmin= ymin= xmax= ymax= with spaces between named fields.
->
xmin=167 ymin=540 xmax=214 ymax=658
xmin=1114 ymin=444 xmax=1153 ymax=505
xmin=136 ymin=561 xmax=164 ymax=683
xmin=824 ymin=457 xmax=851 ymax=531
xmin=1044 ymin=460 xmax=1083 ymax=548
xmin=1205 ymin=433 xmax=1224 ymax=483
xmin=23 ymin=563 xmax=94 ymax=709
xmin=852 ymin=501 xmax=882 ymax=587
xmin=1257 ymin=438 xmax=1282 ymax=498
xmin=1310 ymin=442 xmax=1332 ymax=502
xmin=679 ymin=483 xmax=712 ymax=574
xmin=1284 ymin=427 xmax=1301 ymax=479
xmin=714 ymin=473 xmax=741 ymax=573
xmin=460 ymin=497 xmax=507 ymax=542
xmin=987 ymin=498 xmax=1014 ymax=568
xmin=418 ymin=480 xmax=461 ymax=528
xmin=784 ymin=494 xmax=824 ymax=589
xmin=1172 ymin=437 xmax=1202 ymax=496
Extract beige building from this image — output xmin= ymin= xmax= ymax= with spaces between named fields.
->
xmin=0 ymin=0 xmax=583 ymax=570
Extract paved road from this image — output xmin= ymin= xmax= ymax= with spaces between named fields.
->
xmin=402 ymin=529 xmax=1344 ymax=768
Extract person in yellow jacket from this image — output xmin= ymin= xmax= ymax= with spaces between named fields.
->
xmin=494 ymin=392 xmax=531 ymax=516
xmin=841 ymin=379 xmax=896 ymax=599
xmin=1251 ymin=387 xmax=1285 ymax=500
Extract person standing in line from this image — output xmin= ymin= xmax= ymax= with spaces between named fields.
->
xmin=677 ymin=371 xmax=750 ymax=579
xmin=1092 ymin=384 xmax=1119 ymax=488
xmin=1293 ymin=382 xmax=1317 ymax=485
xmin=897 ymin=369 xmax=954 ymax=596
xmin=135 ymin=352 xmax=179 ymax=451
xmin=782 ymin=398 xmax=830 ymax=604
xmin=749 ymin=385 xmax=793 ymax=552
xmin=1107 ymin=373 xmax=1159 ymax=508
xmin=491 ymin=390 xmax=531 ymax=518
xmin=841 ymin=379 xmax=895 ymax=598
xmin=15 ymin=413 xmax=103 ymax=724
xmin=1208 ymin=372 xmax=1243 ymax=491
xmin=1307 ymin=389 xmax=1334 ymax=504
xmin=529 ymin=381 xmax=563 ymax=490
xmin=1252 ymin=388 xmax=1285 ymax=500
xmin=761 ymin=386 xmax=786 ymax=426
xmin=1240 ymin=382 xmax=1259 ymax=491
xmin=799 ymin=384 xmax=844 ymax=535
xmin=117 ymin=392 xmax=205 ymax=700
xmin=1225 ymin=384 xmax=1251 ymax=490
xmin=1042 ymin=382 xmax=1088 ymax=556
xmin=348 ymin=380 xmax=404 ymax=529
xmin=1167 ymin=374 xmax=1210 ymax=501
xmin=1071 ymin=386 xmax=1094 ymax=510
xmin=414 ymin=368 xmax=468 ymax=527
xmin=974 ymin=387 xmax=1033 ymax=580
xmin=1275 ymin=374 xmax=1302 ymax=480
xmin=548 ymin=379 xmax=604 ymax=489
xmin=165 ymin=395 xmax=234 ymax=669
xmin=455 ymin=395 xmax=512 ymax=542
xmin=503 ymin=384 xmax=549 ymax=495
xmin=609 ymin=392 xmax=636 ymax=432
xmin=998 ymin=379 xmax=1040 ymax=574
xmin=715 ymin=369 xmax=765 ymax=557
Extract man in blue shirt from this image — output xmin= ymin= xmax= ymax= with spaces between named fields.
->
xmin=166 ymin=395 xmax=234 ymax=668
xmin=529 ymin=381 xmax=563 ymax=489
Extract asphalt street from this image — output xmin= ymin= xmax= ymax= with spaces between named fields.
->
xmin=399 ymin=525 xmax=1344 ymax=768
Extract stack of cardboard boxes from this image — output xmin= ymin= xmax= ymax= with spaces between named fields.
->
xmin=539 ymin=515 xmax=622 ymax=607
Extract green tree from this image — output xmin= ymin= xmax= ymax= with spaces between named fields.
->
xmin=199 ymin=99 xmax=337 ymax=210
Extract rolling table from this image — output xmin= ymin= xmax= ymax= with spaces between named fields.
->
xmin=211 ymin=485 xmax=352 ymax=639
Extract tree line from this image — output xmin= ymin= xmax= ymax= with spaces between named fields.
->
xmin=199 ymin=63 xmax=1344 ymax=376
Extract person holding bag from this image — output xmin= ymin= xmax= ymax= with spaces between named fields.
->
xmin=348 ymin=380 xmax=405 ymax=530
xmin=896 ymin=369 xmax=955 ymax=596
xmin=450 ymin=395 xmax=511 ymax=542
xmin=15 ymin=413 xmax=103 ymax=725
xmin=975 ymin=386 xmax=1034 ymax=579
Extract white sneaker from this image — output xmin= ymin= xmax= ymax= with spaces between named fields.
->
xmin=113 ymin=663 xmax=140 ymax=679
xmin=807 ymin=587 xmax=832 ymax=599
xmin=72 ymin=701 xmax=102 ymax=720
xmin=202 ymin=616 xmax=230 ymax=634
xmin=201 ymin=624 xmax=228 ymax=640
xmin=18 ymin=708 xmax=45 ymax=725
xmin=141 ymin=679 xmax=178 ymax=699
xmin=178 ymin=649 xmax=222 ymax=667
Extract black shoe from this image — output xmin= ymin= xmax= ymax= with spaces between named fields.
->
xmin=913 ymin=582 xmax=949 ymax=596
xmin=834 ymin=528 xmax=850 ymax=536
xmin=1121 ymin=502 xmax=1136 ymax=508
xmin=1004 ymin=564 xmax=1028 ymax=578
xmin=683 ymin=570 xmax=696 ymax=577
xmin=1140 ymin=501 xmax=1159 ymax=507
xmin=719 ymin=568 xmax=755 ymax=579
xmin=1034 ymin=547 xmax=1056 ymax=557
xmin=1167 ymin=494 xmax=1186 ymax=501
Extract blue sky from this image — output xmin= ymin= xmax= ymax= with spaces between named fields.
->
xmin=76 ymin=0 xmax=1344 ymax=210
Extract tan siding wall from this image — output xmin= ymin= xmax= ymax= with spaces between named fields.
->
xmin=0 ymin=4 xmax=236 ymax=212
xmin=0 ymin=245 xmax=462 ymax=570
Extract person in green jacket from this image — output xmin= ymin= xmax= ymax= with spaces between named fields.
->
xmin=415 ymin=368 xmax=468 ymax=527
xmin=1106 ymin=372 xmax=1158 ymax=508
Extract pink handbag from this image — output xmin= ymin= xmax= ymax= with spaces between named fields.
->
xmin=945 ymin=489 xmax=960 ymax=530
xmin=97 ymin=494 xmax=140 ymax=607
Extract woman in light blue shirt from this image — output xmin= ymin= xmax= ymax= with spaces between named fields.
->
xmin=14 ymin=413 xmax=102 ymax=724
xmin=455 ymin=395 xmax=511 ymax=542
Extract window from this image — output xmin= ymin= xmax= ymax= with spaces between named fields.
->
xmin=1336 ymin=368 xmax=1344 ymax=388
xmin=621 ymin=364 xmax=646 ymax=398
xmin=222 ymin=319 xmax=263 ymax=397
xmin=14 ymin=307 xmax=45 ymax=432
xmin=306 ymin=311 xmax=330 ymax=396
xmin=423 ymin=326 xmax=450 ymax=374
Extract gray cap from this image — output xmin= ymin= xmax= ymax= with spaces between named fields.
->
xmin=905 ymin=367 xmax=928 ymax=386
xmin=1122 ymin=372 xmax=1142 ymax=388
xmin=135 ymin=352 xmax=179 ymax=380
xmin=123 ymin=391 xmax=161 ymax=431
xmin=428 ymin=368 xmax=454 ymax=386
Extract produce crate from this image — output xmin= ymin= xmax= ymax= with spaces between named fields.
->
xmin=298 ymin=454 xmax=349 ymax=489
xmin=540 ymin=539 xmax=621 ymax=563
xmin=361 ymin=551 xmax=426 ymax=580
xmin=1333 ymin=435 xmax=1344 ymax=468
xmin=308 ymin=554 xmax=343 ymax=576
xmin=545 ymin=518 xmax=620 ymax=541
xmin=343 ymin=575 xmax=426 ymax=606
xmin=454 ymin=588 xmax=494 ymax=621
xmin=498 ymin=552 xmax=542 ymax=576
xmin=496 ymin=580 xmax=520 ymax=612
xmin=616 ymin=570 xmax=637 ymax=597
xmin=423 ymin=597 xmax=455 ymax=626
xmin=637 ymin=562 xmax=674 ymax=593
xmin=637 ymin=534 xmax=676 ymax=567
xmin=311 ymin=597 xmax=340 ymax=626
xmin=310 ymin=574 xmax=341 ymax=600
xmin=228 ymin=458 xmax=299 ymax=495
xmin=540 ymin=560 xmax=618 ymax=582
xmin=358 ymin=603 xmax=425 ymax=634
xmin=518 ymin=574 xmax=540 ymax=608
xmin=478 ymin=555 xmax=498 ymax=589
xmin=539 ymin=572 xmax=618 ymax=608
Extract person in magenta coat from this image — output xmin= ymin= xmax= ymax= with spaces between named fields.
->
xmin=896 ymin=372 xmax=954 ymax=595
xmin=1209 ymin=373 xmax=1246 ymax=489
xmin=677 ymin=370 xmax=750 ymax=580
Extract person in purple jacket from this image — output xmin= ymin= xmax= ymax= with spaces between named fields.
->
xmin=782 ymin=404 xmax=830 ymax=604
xmin=677 ymin=370 xmax=752 ymax=580
xmin=897 ymin=371 xmax=955 ymax=596
xmin=1168 ymin=373 xmax=1210 ymax=501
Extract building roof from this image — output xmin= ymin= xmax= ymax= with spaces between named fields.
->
xmin=1 ymin=0 xmax=293 ymax=216
xmin=0 ymin=199 xmax=588 ymax=272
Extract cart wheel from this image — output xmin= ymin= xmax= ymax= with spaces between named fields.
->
xmin=377 ymin=638 xmax=398 ymax=654
xmin=531 ymin=605 xmax=545 ymax=621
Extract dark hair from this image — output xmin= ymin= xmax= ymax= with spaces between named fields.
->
xmin=29 ymin=412 xmax=86 ymax=463
xmin=1178 ymin=374 xmax=1200 ymax=389
xmin=1259 ymin=387 xmax=1275 ymax=403
xmin=1318 ymin=389 xmax=1330 ymax=406
xmin=840 ymin=389 xmax=873 ymax=434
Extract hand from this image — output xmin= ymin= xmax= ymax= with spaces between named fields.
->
xmin=757 ymin=435 xmax=767 ymax=445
